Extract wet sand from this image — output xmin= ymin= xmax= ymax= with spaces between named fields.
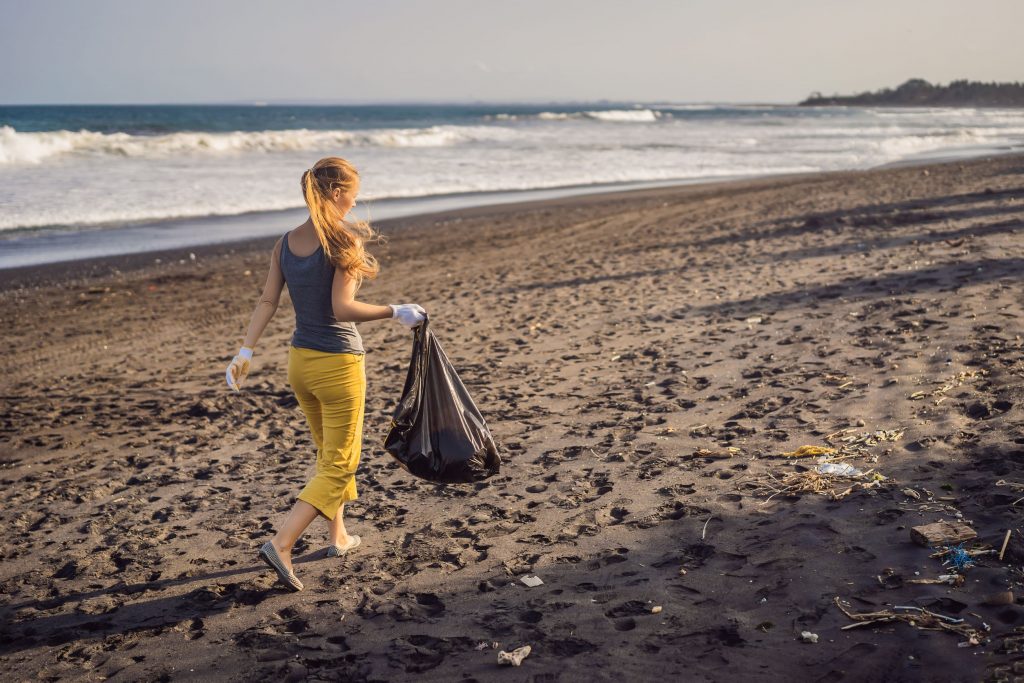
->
xmin=1 ymin=153 xmax=1023 ymax=681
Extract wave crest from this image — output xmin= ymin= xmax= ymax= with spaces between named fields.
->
xmin=0 ymin=124 xmax=515 ymax=165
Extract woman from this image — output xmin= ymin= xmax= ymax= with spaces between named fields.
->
xmin=224 ymin=156 xmax=426 ymax=592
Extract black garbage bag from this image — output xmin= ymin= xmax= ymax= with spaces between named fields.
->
xmin=384 ymin=317 xmax=500 ymax=483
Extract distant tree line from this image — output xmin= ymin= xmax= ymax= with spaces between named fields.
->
xmin=799 ymin=79 xmax=1024 ymax=107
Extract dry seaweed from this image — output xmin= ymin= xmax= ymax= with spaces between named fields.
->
xmin=751 ymin=468 xmax=886 ymax=503
xmin=781 ymin=445 xmax=836 ymax=458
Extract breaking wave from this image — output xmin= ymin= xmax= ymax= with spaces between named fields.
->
xmin=0 ymin=124 xmax=516 ymax=165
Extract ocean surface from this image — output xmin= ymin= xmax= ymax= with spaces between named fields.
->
xmin=2 ymin=103 xmax=1024 ymax=268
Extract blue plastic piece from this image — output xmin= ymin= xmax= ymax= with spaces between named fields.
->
xmin=940 ymin=543 xmax=975 ymax=571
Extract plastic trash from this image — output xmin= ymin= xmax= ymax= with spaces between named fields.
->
xmin=384 ymin=317 xmax=501 ymax=483
xmin=941 ymin=543 xmax=976 ymax=571
xmin=520 ymin=575 xmax=543 ymax=587
xmin=817 ymin=462 xmax=863 ymax=477
xmin=497 ymin=645 xmax=531 ymax=667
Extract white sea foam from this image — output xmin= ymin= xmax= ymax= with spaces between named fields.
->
xmin=583 ymin=109 xmax=661 ymax=122
xmin=0 ymin=124 xmax=516 ymax=165
xmin=536 ymin=112 xmax=572 ymax=121
xmin=535 ymin=109 xmax=661 ymax=122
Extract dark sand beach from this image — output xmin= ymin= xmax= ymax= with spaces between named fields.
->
xmin=1 ymin=153 xmax=1023 ymax=681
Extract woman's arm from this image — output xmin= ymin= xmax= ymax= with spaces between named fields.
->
xmin=332 ymin=265 xmax=394 ymax=323
xmin=239 ymin=239 xmax=286 ymax=349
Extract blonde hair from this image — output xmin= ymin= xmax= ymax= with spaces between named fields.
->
xmin=301 ymin=156 xmax=381 ymax=283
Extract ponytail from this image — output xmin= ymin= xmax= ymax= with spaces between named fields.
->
xmin=301 ymin=158 xmax=381 ymax=285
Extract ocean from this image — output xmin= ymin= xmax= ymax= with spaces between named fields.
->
xmin=2 ymin=103 xmax=1023 ymax=268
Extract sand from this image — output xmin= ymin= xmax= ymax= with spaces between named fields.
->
xmin=1 ymin=153 xmax=1023 ymax=681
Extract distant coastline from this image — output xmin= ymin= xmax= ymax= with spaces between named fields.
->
xmin=800 ymin=78 xmax=1024 ymax=107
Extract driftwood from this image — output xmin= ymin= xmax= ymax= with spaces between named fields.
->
xmin=834 ymin=597 xmax=985 ymax=646
xmin=910 ymin=521 xmax=977 ymax=547
xmin=1000 ymin=528 xmax=1024 ymax=564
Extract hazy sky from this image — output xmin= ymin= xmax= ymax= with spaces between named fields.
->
xmin=1 ymin=0 xmax=1021 ymax=105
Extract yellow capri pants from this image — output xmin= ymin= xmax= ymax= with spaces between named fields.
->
xmin=287 ymin=346 xmax=366 ymax=521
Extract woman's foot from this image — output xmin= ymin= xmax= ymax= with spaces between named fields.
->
xmin=328 ymin=530 xmax=354 ymax=549
xmin=258 ymin=541 xmax=303 ymax=592
xmin=270 ymin=538 xmax=295 ymax=574
xmin=326 ymin=534 xmax=361 ymax=557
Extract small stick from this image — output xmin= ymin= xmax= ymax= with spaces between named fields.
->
xmin=841 ymin=619 xmax=894 ymax=630
xmin=999 ymin=529 xmax=1012 ymax=562
xmin=701 ymin=516 xmax=715 ymax=540
xmin=825 ymin=427 xmax=859 ymax=440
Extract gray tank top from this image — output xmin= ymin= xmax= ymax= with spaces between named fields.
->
xmin=280 ymin=230 xmax=364 ymax=355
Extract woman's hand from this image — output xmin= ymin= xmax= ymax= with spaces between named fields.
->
xmin=389 ymin=304 xmax=427 ymax=328
xmin=225 ymin=346 xmax=254 ymax=391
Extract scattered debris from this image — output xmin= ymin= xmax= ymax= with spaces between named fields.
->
xmin=929 ymin=545 xmax=996 ymax=567
xmin=520 ymin=575 xmax=544 ymax=588
xmin=931 ymin=370 xmax=988 ymax=404
xmin=825 ymin=428 xmax=904 ymax=459
xmin=651 ymin=605 xmax=663 ymax=614
xmin=911 ymin=521 xmax=977 ymax=547
xmin=902 ymin=488 xmax=921 ymax=500
xmin=909 ymin=370 xmax=987 ymax=405
xmin=497 ymin=645 xmax=531 ymax=667
xmin=799 ymin=631 xmax=819 ymax=644
xmin=834 ymin=597 xmax=986 ymax=646
xmin=748 ymin=429 xmax=901 ymax=503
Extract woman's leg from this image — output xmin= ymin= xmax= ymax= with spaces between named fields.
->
xmin=270 ymin=499 xmax=319 ymax=573
xmin=270 ymin=347 xmax=328 ymax=573
xmin=327 ymin=503 xmax=353 ymax=547
xmin=296 ymin=354 xmax=366 ymax=524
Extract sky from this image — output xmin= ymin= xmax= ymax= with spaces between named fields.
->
xmin=1 ymin=0 xmax=1021 ymax=105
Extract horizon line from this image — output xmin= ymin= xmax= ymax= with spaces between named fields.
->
xmin=0 ymin=98 xmax=796 ymax=107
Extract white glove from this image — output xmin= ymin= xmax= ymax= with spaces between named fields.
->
xmin=225 ymin=346 xmax=254 ymax=391
xmin=389 ymin=303 xmax=427 ymax=328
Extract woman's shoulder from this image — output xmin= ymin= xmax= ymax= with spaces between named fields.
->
xmin=267 ymin=233 xmax=287 ymax=271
